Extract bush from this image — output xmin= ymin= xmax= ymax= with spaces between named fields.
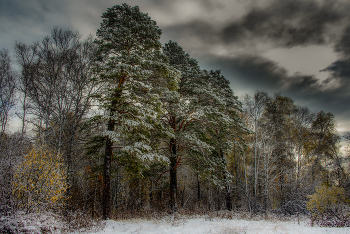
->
xmin=12 ymin=146 xmax=67 ymax=213
xmin=307 ymin=185 xmax=350 ymax=227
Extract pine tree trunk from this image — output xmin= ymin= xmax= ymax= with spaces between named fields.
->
xmin=102 ymin=80 xmax=124 ymax=219
xmin=169 ymin=138 xmax=177 ymax=212
xmin=220 ymin=149 xmax=232 ymax=211
xmin=197 ymin=173 xmax=200 ymax=201
xmin=103 ymin=119 xmax=114 ymax=220
xmin=217 ymin=188 xmax=221 ymax=211
xmin=225 ymin=186 xmax=232 ymax=211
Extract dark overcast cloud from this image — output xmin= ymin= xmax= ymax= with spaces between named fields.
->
xmin=198 ymin=50 xmax=350 ymax=135
xmin=221 ymin=0 xmax=349 ymax=47
xmin=204 ymin=53 xmax=349 ymax=108
xmin=1 ymin=0 xmax=350 ymax=133
xmin=324 ymin=24 xmax=350 ymax=79
xmin=161 ymin=0 xmax=350 ymax=52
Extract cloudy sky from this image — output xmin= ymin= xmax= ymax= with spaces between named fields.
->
xmin=1 ymin=0 xmax=350 ymax=134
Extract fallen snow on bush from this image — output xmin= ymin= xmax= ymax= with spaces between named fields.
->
xmin=89 ymin=217 xmax=350 ymax=234
xmin=0 ymin=211 xmax=67 ymax=233
xmin=0 ymin=211 xmax=102 ymax=233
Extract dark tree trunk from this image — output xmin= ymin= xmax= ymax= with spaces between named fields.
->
xmin=233 ymin=146 xmax=239 ymax=209
xmin=225 ymin=185 xmax=232 ymax=211
xmin=169 ymin=138 xmax=177 ymax=212
xmin=103 ymin=119 xmax=114 ymax=220
xmin=197 ymin=173 xmax=200 ymax=201
xmin=220 ymin=148 xmax=232 ymax=211
xmin=180 ymin=184 xmax=185 ymax=207
xmin=102 ymin=80 xmax=124 ymax=220
xmin=216 ymin=188 xmax=221 ymax=210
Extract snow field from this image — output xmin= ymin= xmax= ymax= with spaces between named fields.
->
xmin=4 ymin=212 xmax=350 ymax=233
xmin=91 ymin=217 xmax=350 ymax=234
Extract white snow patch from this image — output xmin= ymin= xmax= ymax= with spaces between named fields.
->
xmin=82 ymin=217 xmax=350 ymax=234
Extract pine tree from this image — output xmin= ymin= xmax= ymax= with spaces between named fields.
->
xmin=94 ymin=4 xmax=180 ymax=219
xmin=201 ymin=70 xmax=248 ymax=210
xmin=162 ymin=41 xmax=247 ymax=211
xmin=161 ymin=41 xmax=213 ymax=211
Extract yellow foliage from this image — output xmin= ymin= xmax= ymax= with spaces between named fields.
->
xmin=12 ymin=146 xmax=67 ymax=212
xmin=307 ymin=185 xmax=349 ymax=214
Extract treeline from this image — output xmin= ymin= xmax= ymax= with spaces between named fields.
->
xmin=0 ymin=3 xmax=349 ymax=223
xmin=241 ymin=92 xmax=348 ymax=214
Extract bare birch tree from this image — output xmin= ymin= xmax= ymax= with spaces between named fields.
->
xmin=15 ymin=28 xmax=99 ymax=208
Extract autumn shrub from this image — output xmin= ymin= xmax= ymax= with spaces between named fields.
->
xmin=307 ymin=185 xmax=350 ymax=227
xmin=12 ymin=146 xmax=67 ymax=213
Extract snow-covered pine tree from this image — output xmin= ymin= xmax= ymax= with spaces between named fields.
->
xmin=161 ymin=41 xmax=212 ymax=211
xmin=162 ymin=41 xmax=247 ymax=211
xmin=94 ymin=4 xmax=180 ymax=219
xmin=199 ymin=70 xmax=248 ymax=210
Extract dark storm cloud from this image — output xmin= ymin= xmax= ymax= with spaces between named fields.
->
xmin=0 ymin=0 xmax=69 ymax=49
xmin=213 ymin=55 xmax=288 ymax=90
xmin=0 ymin=0 xmax=66 ymax=25
xmin=334 ymin=24 xmax=350 ymax=55
xmin=322 ymin=24 xmax=350 ymax=85
xmin=222 ymin=0 xmax=347 ymax=47
xmin=162 ymin=0 xmax=349 ymax=49
xmin=324 ymin=58 xmax=350 ymax=81
xmin=319 ymin=24 xmax=350 ymax=118
xmin=285 ymin=74 xmax=320 ymax=94
xmin=204 ymin=53 xmax=350 ymax=117
xmin=0 ymin=0 xmax=52 ymax=18
xmin=149 ymin=0 xmax=223 ymax=9
xmin=162 ymin=21 xmax=218 ymax=44
xmin=203 ymin=54 xmax=321 ymax=93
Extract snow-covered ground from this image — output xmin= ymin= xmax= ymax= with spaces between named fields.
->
xmin=89 ymin=217 xmax=350 ymax=234
xmin=3 ymin=212 xmax=350 ymax=233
